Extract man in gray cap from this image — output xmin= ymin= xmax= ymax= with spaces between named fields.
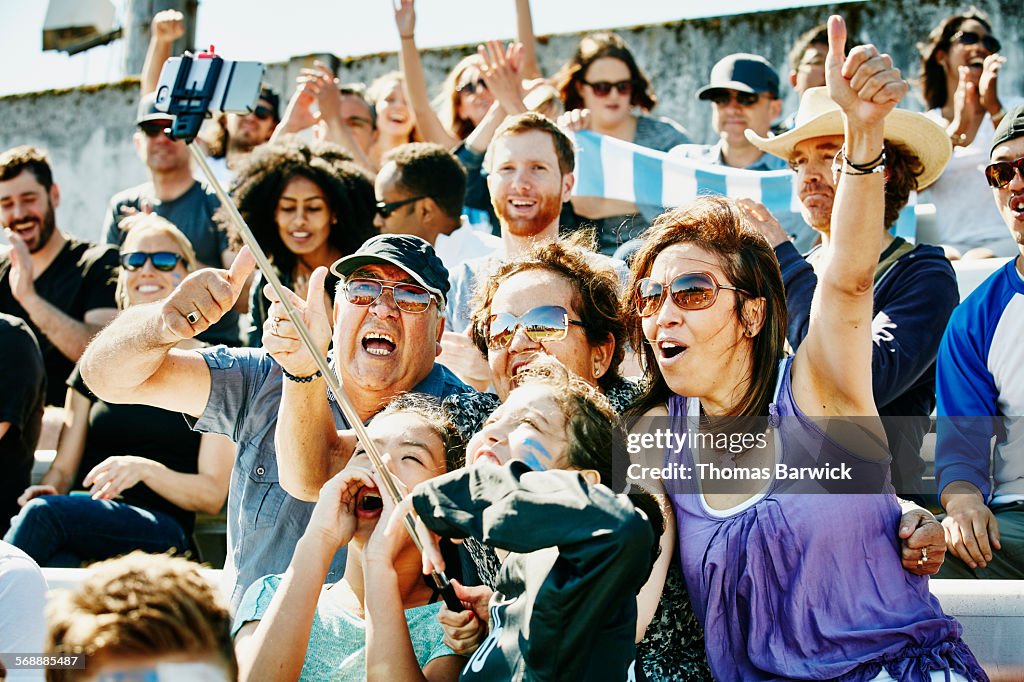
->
xmin=80 ymin=235 xmax=470 ymax=608
xmin=101 ymin=94 xmax=239 ymax=344
xmin=935 ymin=103 xmax=1024 ymax=579
xmin=673 ymin=53 xmax=788 ymax=171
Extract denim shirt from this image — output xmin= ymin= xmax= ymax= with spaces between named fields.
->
xmin=189 ymin=346 xmax=472 ymax=611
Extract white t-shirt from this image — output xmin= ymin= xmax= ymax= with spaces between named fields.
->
xmin=0 ymin=542 xmax=47 ymax=682
xmin=921 ymin=100 xmax=1024 ymax=256
xmin=434 ymin=218 xmax=502 ymax=283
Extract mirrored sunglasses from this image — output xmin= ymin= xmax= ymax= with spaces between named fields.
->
xmin=486 ymin=305 xmax=585 ymax=351
xmin=120 ymin=251 xmax=185 ymax=272
xmin=951 ymin=30 xmax=1001 ymax=54
xmin=582 ymin=79 xmax=634 ymax=97
xmin=635 ymin=272 xmax=750 ymax=317
xmin=344 ymin=278 xmax=435 ymax=313
xmin=985 ymin=157 xmax=1024 ymax=189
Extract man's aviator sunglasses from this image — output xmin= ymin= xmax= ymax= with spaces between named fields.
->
xmin=486 ymin=305 xmax=584 ymax=351
xmin=985 ymin=157 xmax=1024 ymax=189
xmin=635 ymin=272 xmax=750 ymax=317
xmin=344 ymin=278 xmax=437 ymax=313
xmin=120 ymin=251 xmax=185 ymax=272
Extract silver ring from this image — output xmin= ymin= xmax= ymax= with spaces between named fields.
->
xmin=272 ymin=316 xmax=282 ymax=335
xmin=186 ymin=310 xmax=201 ymax=325
xmin=921 ymin=547 xmax=928 ymax=563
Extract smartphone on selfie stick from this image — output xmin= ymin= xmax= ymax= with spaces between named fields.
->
xmin=153 ymin=49 xmax=464 ymax=613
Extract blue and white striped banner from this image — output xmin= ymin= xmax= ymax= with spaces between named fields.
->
xmin=571 ymin=130 xmax=916 ymax=242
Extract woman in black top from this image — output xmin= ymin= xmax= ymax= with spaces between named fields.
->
xmin=4 ymin=216 xmax=233 ymax=567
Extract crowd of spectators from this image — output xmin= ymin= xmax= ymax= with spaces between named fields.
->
xmin=1 ymin=2 xmax=1022 ymax=680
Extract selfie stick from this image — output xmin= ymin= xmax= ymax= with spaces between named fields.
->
xmin=162 ymin=51 xmax=461 ymax=611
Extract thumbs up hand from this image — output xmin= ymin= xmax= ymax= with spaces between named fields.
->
xmin=825 ymin=15 xmax=907 ymax=127
xmin=160 ymin=246 xmax=256 ymax=341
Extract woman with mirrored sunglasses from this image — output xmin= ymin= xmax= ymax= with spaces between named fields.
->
xmin=917 ymin=8 xmax=1023 ymax=258
xmin=552 ymin=32 xmax=692 ymax=255
xmin=227 ymin=137 xmax=377 ymax=346
xmin=623 ymin=33 xmax=985 ymax=679
xmin=439 ymin=237 xmax=710 ymax=680
xmin=5 ymin=215 xmax=235 ymax=569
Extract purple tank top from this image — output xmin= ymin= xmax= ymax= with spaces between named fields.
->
xmin=668 ymin=357 xmax=986 ymax=682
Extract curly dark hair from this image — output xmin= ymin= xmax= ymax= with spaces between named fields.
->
xmin=883 ymin=141 xmax=925 ymax=230
xmin=226 ymin=137 xmax=376 ymax=274
xmin=917 ymin=7 xmax=993 ymax=111
xmin=469 ymin=233 xmax=626 ymax=392
xmin=553 ymin=32 xmax=658 ymax=113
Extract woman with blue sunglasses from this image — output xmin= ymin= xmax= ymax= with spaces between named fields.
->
xmin=5 ymin=215 xmax=234 ymax=568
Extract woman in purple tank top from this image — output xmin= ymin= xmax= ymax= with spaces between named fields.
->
xmin=619 ymin=17 xmax=987 ymax=682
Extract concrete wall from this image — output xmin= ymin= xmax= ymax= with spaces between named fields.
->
xmin=3 ymin=0 xmax=1022 ymax=244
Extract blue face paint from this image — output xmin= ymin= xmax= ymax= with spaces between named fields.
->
xmin=519 ymin=438 xmax=552 ymax=471
xmin=170 ymin=273 xmax=183 ymax=282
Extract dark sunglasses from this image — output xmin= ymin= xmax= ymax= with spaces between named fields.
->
xmin=951 ymin=30 xmax=1001 ymax=54
xmin=456 ymin=79 xmax=488 ymax=96
xmin=708 ymin=90 xmax=762 ymax=107
xmin=985 ymin=156 xmax=1024 ymax=189
xmin=486 ymin=305 xmax=585 ymax=351
xmin=120 ymin=251 xmax=186 ymax=272
xmin=138 ymin=121 xmax=172 ymax=138
xmin=635 ymin=272 xmax=750 ymax=317
xmin=375 ymin=196 xmax=427 ymax=219
xmin=344 ymin=278 xmax=436 ymax=313
xmin=250 ymin=105 xmax=275 ymax=121
xmin=582 ymin=79 xmax=634 ymax=97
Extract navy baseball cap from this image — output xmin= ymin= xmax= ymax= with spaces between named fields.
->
xmin=330 ymin=234 xmax=450 ymax=307
xmin=697 ymin=54 xmax=780 ymax=100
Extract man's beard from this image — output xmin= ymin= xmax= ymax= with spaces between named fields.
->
xmin=9 ymin=200 xmax=56 ymax=253
xmin=496 ymin=192 xmax=563 ymax=238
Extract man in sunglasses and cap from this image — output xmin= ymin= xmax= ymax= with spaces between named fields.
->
xmin=80 ymin=234 xmax=469 ymax=610
xmin=934 ymin=104 xmax=1024 ymax=579
xmin=742 ymin=86 xmax=957 ymax=514
xmin=102 ymin=94 xmax=239 ymax=346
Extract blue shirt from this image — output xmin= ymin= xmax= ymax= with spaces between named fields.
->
xmin=189 ymin=346 xmax=471 ymax=611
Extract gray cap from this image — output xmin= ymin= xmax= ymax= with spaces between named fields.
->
xmin=697 ymin=53 xmax=780 ymax=100
xmin=136 ymin=92 xmax=174 ymax=125
xmin=991 ymin=104 xmax=1024 ymax=156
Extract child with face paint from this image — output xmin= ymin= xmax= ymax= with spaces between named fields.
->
xmin=4 ymin=216 xmax=235 ymax=567
xmin=391 ymin=363 xmax=664 ymax=681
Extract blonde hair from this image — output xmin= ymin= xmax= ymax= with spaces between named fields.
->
xmin=44 ymin=552 xmax=236 ymax=682
xmin=115 ymin=214 xmax=196 ymax=309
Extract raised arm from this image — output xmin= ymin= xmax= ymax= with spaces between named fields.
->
xmin=514 ymin=0 xmax=542 ymax=80
xmin=792 ymin=16 xmax=904 ymax=417
xmin=140 ymin=10 xmax=185 ymax=96
xmin=80 ymin=248 xmax=255 ymax=418
xmin=394 ymin=0 xmax=460 ymax=148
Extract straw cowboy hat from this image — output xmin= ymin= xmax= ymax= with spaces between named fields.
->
xmin=745 ymin=87 xmax=952 ymax=190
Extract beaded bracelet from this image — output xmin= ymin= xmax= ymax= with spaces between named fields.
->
xmin=283 ymin=368 xmax=323 ymax=383
xmin=831 ymin=146 xmax=886 ymax=183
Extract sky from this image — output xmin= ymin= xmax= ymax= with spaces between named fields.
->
xmin=0 ymin=0 xmax=850 ymax=97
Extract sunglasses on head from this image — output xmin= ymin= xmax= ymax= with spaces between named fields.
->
xmin=582 ymin=79 xmax=634 ymax=97
xmin=138 ymin=121 xmax=172 ymax=139
xmin=375 ymin=196 xmax=427 ymax=219
xmin=635 ymin=272 xmax=750 ymax=317
xmin=120 ymin=251 xmax=185 ymax=272
xmin=457 ymin=79 xmax=488 ymax=96
xmin=486 ymin=305 xmax=585 ymax=351
xmin=985 ymin=156 xmax=1024 ymax=189
xmin=708 ymin=90 xmax=762 ymax=107
xmin=951 ymin=30 xmax=1001 ymax=54
xmin=251 ymin=105 xmax=275 ymax=121
xmin=344 ymin=278 xmax=436 ymax=313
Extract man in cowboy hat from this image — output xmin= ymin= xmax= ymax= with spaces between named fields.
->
xmin=742 ymin=86 xmax=957 ymax=505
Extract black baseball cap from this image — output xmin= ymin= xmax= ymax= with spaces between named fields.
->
xmin=991 ymin=104 xmax=1024 ymax=156
xmin=697 ymin=53 xmax=780 ymax=100
xmin=136 ymin=92 xmax=173 ymax=125
xmin=330 ymin=234 xmax=450 ymax=307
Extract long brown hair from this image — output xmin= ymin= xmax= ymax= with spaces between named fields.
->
xmin=437 ymin=54 xmax=485 ymax=141
xmin=917 ymin=7 xmax=993 ymax=110
xmin=554 ymin=32 xmax=658 ymax=113
xmin=623 ymin=196 xmax=787 ymax=419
